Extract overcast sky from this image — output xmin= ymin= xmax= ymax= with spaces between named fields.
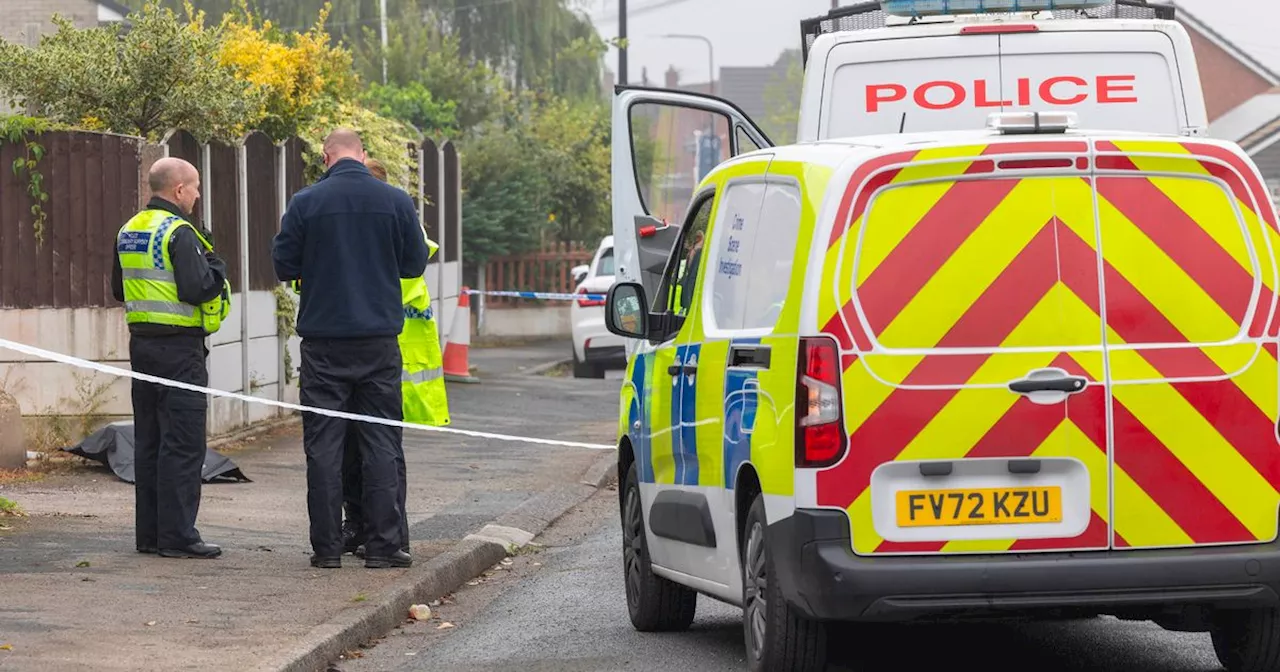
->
xmin=584 ymin=0 xmax=1280 ymax=86
xmin=585 ymin=0 xmax=837 ymax=85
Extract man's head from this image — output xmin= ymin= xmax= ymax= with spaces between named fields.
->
xmin=148 ymin=157 xmax=201 ymax=216
xmin=322 ymin=128 xmax=366 ymax=169
xmin=365 ymin=157 xmax=388 ymax=182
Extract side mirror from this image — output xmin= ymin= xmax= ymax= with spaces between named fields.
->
xmin=605 ymin=282 xmax=649 ymax=339
xmin=571 ymin=264 xmax=589 ymax=286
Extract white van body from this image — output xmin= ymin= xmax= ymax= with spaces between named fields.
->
xmin=797 ymin=13 xmax=1209 ymax=141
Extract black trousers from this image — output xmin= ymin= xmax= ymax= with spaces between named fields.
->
xmin=342 ymin=424 xmax=409 ymax=553
xmin=129 ymin=334 xmax=209 ymax=550
xmin=300 ymin=336 xmax=405 ymax=559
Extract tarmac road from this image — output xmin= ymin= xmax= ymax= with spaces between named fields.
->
xmin=338 ymin=487 xmax=1229 ymax=672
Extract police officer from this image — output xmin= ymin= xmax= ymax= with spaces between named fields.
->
xmin=271 ymin=130 xmax=430 ymax=570
xmin=111 ymin=157 xmax=231 ymax=560
xmin=334 ymin=158 xmax=450 ymax=560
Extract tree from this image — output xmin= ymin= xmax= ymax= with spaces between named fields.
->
xmin=217 ymin=2 xmax=360 ymax=140
xmin=350 ymin=8 xmax=508 ymax=135
xmin=761 ymin=50 xmax=802 ymax=146
xmin=0 ymin=4 xmax=258 ymax=142
xmin=362 ymin=81 xmax=458 ymax=138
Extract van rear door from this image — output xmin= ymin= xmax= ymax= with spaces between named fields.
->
xmin=1093 ymin=139 xmax=1280 ymax=551
xmin=813 ymin=140 xmax=1112 ymax=556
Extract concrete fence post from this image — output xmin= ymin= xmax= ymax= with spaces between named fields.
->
xmin=0 ymin=392 xmax=25 ymax=469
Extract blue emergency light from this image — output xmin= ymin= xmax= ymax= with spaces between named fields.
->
xmin=880 ymin=0 xmax=1111 ymax=16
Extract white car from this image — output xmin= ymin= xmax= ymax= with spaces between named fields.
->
xmin=569 ymin=236 xmax=625 ymax=378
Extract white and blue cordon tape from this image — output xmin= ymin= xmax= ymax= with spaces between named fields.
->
xmin=466 ymin=289 xmax=606 ymax=302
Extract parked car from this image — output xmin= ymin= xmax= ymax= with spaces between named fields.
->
xmin=570 ymin=236 xmax=625 ymax=378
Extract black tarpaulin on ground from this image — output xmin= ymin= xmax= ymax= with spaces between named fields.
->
xmin=62 ymin=421 xmax=252 ymax=484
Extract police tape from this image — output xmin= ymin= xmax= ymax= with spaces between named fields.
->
xmin=465 ymin=289 xmax=606 ymax=302
xmin=0 ymin=337 xmax=616 ymax=452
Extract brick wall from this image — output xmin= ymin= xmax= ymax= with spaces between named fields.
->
xmin=1184 ymin=23 xmax=1273 ymax=122
xmin=0 ymin=0 xmax=101 ymax=47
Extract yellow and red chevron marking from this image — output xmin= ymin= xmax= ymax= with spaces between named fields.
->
xmin=815 ymin=140 xmax=1280 ymax=555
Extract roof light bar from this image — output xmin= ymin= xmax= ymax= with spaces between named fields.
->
xmin=987 ymin=111 xmax=1079 ymax=134
xmin=880 ymin=0 xmax=1110 ymax=16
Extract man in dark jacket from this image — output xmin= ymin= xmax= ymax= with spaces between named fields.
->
xmin=271 ymin=129 xmax=430 ymax=570
xmin=111 ymin=157 xmax=230 ymax=559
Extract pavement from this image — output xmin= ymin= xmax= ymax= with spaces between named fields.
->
xmin=338 ymin=486 xmax=1231 ymax=672
xmin=0 ymin=339 xmax=623 ymax=672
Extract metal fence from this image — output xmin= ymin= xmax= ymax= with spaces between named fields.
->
xmin=482 ymin=241 xmax=596 ymax=307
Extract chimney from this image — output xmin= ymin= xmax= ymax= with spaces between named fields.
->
xmin=665 ymin=65 xmax=680 ymax=89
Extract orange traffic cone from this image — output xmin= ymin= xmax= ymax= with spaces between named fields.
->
xmin=442 ymin=287 xmax=479 ymax=384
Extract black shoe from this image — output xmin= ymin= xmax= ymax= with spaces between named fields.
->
xmin=158 ymin=541 xmax=222 ymax=559
xmin=365 ymin=550 xmax=412 ymax=569
xmin=342 ymin=528 xmax=364 ymax=555
xmin=310 ymin=555 xmax=341 ymax=569
xmin=137 ymin=545 xmax=158 ymax=554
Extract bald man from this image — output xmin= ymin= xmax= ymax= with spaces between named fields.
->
xmin=272 ymin=129 xmax=429 ymax=570
xmin=112 ymin=157 xmax=231 ymax=560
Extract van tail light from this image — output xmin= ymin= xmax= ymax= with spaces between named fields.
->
xmin=577 ymin=286 xmax=605 ymax=308
xmin=796 ymin=336 xmax=846 ymax=468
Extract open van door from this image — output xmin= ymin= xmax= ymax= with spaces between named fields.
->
xmin=611 ymin=87 xmax=773 ymax=312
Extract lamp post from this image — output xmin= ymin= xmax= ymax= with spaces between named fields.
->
xmin=619 ymin=0 xmax=628 ymax=86
xmin=380 ymin=0 xmax=389 ymax=84
xmin=660 ymin=33 xmax=715 ymax=95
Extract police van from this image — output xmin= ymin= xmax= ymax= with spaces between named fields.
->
xmin=604 ymin=2 xmax=1280 ymax=671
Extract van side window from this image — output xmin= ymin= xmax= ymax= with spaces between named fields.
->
xmin=658 ymin=195 xmax=715 ymax=320
xmin=707 ymin=178 xmax=802 ymax=332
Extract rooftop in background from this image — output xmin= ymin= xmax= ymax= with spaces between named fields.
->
xmin=1171 ymin=0 xmax=1280 ymax=82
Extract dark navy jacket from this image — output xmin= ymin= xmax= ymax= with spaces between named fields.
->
xmin=272 ymin=158 xmax=429 ymax=339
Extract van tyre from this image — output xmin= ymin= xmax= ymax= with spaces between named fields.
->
xmin=742 ymin=493 xmax=827 ymax=672
xmin=1211 ymin=608 xmax=1280 ymax=672
xmin=621 ymin=462 xmax=697 ymax=631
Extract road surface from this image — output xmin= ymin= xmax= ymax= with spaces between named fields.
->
xmin=337 ymin=487 xmax=1229 ymax=672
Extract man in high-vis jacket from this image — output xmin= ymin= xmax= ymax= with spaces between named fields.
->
xmin=111 ymin=157 xmax=231 ymax=560
xmin=292 ymin=157 xmax=450 ymax=559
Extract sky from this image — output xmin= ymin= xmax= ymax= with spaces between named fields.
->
xmin=584 ymin=0 xmax=1280 ymax=87
xmin=585 ymin=0 xmax=837 ymax=86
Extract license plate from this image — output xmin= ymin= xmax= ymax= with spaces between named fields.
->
xmin=895 ymin=486 xmax=1062 ymax=527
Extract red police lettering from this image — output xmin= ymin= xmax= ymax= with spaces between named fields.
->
xmin=1098 ymin=74 xmax=1138 ymax=103
xmin=864 ymin=75 xmax=1139 ymax=112
xmin=974 ymin=80 xmax=1012 ymax=108
xmin=1039 ymin=76 xmax=1089 ymax=105
xmin=866 ymin=84 xmax=907 ymax=112
xmin=915 ymin=80 xmax=967 ymax=110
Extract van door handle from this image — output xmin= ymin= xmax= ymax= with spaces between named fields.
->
xmin=729 ymin=345 xmax=771 ymax=369
xmin=1009 ymin=377 xmax=1087 ymax=394
xmin=668 ymin=364 xmax=696 ymax=376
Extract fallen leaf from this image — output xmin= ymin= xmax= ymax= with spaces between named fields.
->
xmin=466 ymin=580 xmax=480 ymax=586
xmin=145 ymin=621 xmax=157 ymax=627
xmin=75 ymin=561 xmax=90 ymax=568
xmin=0 ymin=644 xmax=12 ymax=651
xmin=437 ymin=622 xmax=455 ymax=630
xmin=408 ymin=604 xmax=432 ymax=621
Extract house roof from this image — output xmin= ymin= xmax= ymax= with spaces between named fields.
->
xmin=1171 ymin=0 xmax=1280 ymax=85
xmin=1210 ymin=90 xmax=1280 ymax=144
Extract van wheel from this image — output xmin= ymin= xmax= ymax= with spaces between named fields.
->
xmin=742 ymin=494 xmax=827 ymax=672
xmin=1211 ymin=608 xmax=1280 ymax=672
xmin=621 ymin=462 xmax=696 ymax=631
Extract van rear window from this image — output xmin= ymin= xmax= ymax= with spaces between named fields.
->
xmin=1095 ymin=174 xmax=1256 ymax=346
xmin=853 ymin=176 xmax=1104 ymax=351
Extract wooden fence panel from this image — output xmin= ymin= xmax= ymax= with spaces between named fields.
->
xmin=245 ymin=132 xmax=278 ymax=291
xmin=207 ymin=141 xmax=240 ymax=293
xmin=0 ymin=130 xmax=140 ymax=308
xmin=483 ymin=241 xmax=595 ymax=307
